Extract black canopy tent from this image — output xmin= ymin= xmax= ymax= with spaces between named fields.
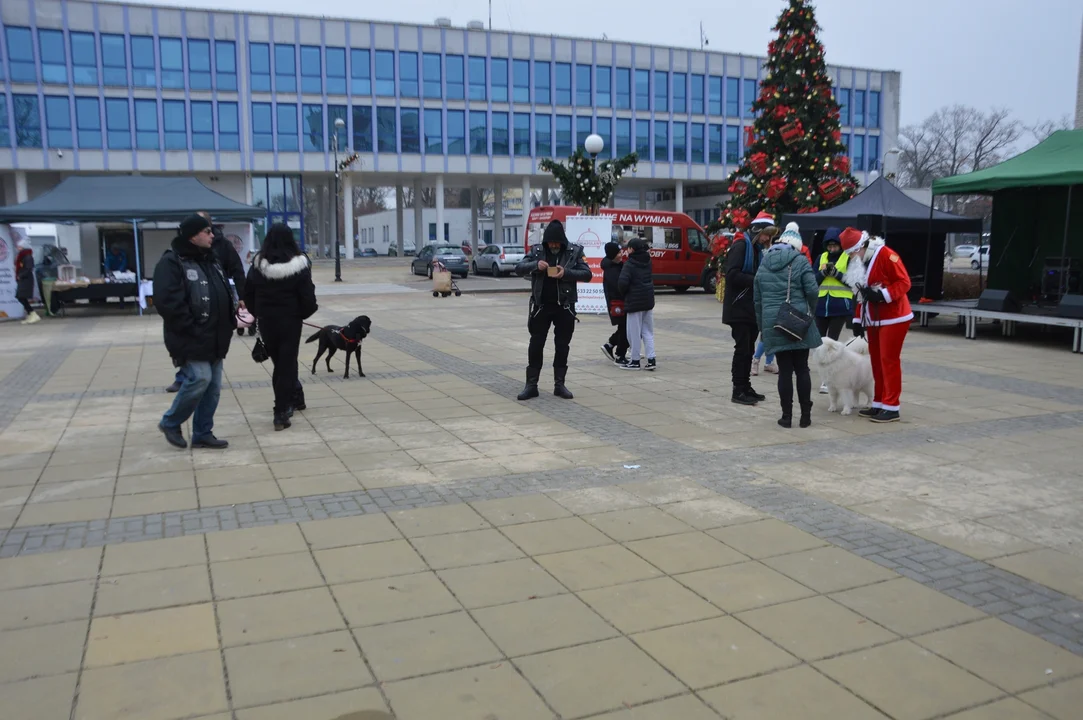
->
xmin=0 ymin=176 xmax=264 ymax=316
xmin=780 ymin=176 xmax=982 ymax=299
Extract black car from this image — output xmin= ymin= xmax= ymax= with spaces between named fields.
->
xmin=411 ymin=245 xmax=469 ymax=279
xmin=359 ymin=248 xmax=379 ymax=257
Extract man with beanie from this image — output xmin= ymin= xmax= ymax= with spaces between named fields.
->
xmin=600 ymin=241 xmax=629 ymax=364
xmin=515 ymin=219 xmax=592 ymax=400
xmin=723 ymin=212 xmax=777 ymax=405
xmin=154 ymin=214 xmax=236 ymax=449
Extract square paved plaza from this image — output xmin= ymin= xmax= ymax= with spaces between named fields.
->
xmin=2 ymin=280 xmax=1083 ymax=719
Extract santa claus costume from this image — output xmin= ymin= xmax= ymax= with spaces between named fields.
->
xmin=839 ymin=228 xmax=912 ymax=423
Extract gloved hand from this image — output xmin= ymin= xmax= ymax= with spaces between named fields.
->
xmin=852 ymin=323 xmax=865 ymax=339
xmin=865 ymin=288 xmax=887 ymax=304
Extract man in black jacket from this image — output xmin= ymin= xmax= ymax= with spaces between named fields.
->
xmin=723 ymin=219 xmax=776 ymax=405
xmin=617 ymin=238 xmax=657 ymax=371
xmin=600 ymin=241 xmax=629 ymax=364
xmin=515 ymin=220 xmax=592 ymax=400
xmin=155 ymin=214 xmax=235 ymax=449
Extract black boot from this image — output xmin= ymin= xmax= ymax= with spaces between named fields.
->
xmin=274 ymin=412 xmax=292 ymax=431
xmin=292 ymin=383 xmax=306 ymax=411
xmin=554 ymin=367 xmax=574 ymax=400
xmin=732 ymin=388 xmax=758 ymax=406
xmin=517 ymin=369 xmax=540 ymax=401
xmin=799 ymin=401 xmax=813 ymax=428
xmin=746 ymin=385 xmax=767 ymax=402
xmin=778 ymin=405 xmax=792 ymax=428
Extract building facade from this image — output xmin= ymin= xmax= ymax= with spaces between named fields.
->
xmin=1 ymin=0 xmax=900 ymax=270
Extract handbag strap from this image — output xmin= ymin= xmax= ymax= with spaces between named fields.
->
xmin=785 ymin=264 xmax=793 ymax=303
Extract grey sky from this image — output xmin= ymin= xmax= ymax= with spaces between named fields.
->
xmin=140 ymin=0 xmax=1081 ymax=129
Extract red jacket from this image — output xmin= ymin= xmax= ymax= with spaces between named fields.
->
xmin=853 ymin=244 xmax=913 ymax=327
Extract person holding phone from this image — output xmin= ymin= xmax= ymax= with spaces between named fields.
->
xmin=723 ymin=212 xmax=777 ymax=405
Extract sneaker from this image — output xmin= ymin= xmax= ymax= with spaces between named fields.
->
xmin=731 ymin=390 xmax=759 ymax=406
xmin=158 ymin=422 xmax=187 ymax=449
xmin=620 ymin=359 xmax=641 ymax=370
xmin=746 ymin=386 xmax=767 ymax=402
xmin=274 ymin=413 xmax=292 ymax=431
xmin=613 ymin=355 xmax=627 ymax=365
xmin=870 ymin=410 xmax=900 ymax=423
xmin=819 ymin=382 xmax=829 ymax=394
xmin=601 ymin=343 xmax=616 ymax=362
xmin=645 ymin=358 xmax=657 ymax=371
xmin=166 ymin=381 xmax=182 ymax=393
xmin=751 ymin=358 xmax=760 ymax=376
xmin=764 ymin=361 xmax=779 ymax=374
xmin=858 ymin=407 xmax=882 ymax=418
xmin=191 ymin=435 xmax=229 ymax=449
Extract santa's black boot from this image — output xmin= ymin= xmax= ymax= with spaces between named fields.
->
xmin=553 ymin=367 xmax=574 ymax=400
xmin=799 ymin=401 xmax=813 ymax=428
xmin=778 ymin=401 xmax=792 ymax=428
xmin=517 ymin=369 xmax=540 ymax=401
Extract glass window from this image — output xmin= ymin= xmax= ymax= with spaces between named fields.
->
xmin=596 ymin=117 xmax=611 ymax=159
xmin=555 ymin=63 xmax=571 ymax=105
xmin=44 ymin=96 xmax=72 ymax=148
xmin=708 ymin=76 xmax=722 ymax=115
xmin=868 ymin=134 xmax=880 ymax=171
xmin=654 ymin=71 xmax=668 ymax=112
xmin=349 ymin=49 xmax=370 ymax=95
xmin=328 ymin=104 xmax=347 ymax=148
xmin=709 ymin=124 xmax=722 ymax=164
xmin=513 ymin=59 xmax=529 ymax=103
xmin=491 ymin=58 xmax=508 ymax=102
xmin=163 ymin=100 xmax=186 ymax=150
xmin=105 ymin=97 xmax=130 ymax=149
xmin=75 ymin=97 xmax=101 ymax=149
xmin=492 ymin=111 xmax=509 ymax=154
xmin=616 ymin=118 xmax=631 ymax=156
xmin=596 ymin=66 xmax=611 ymax=109
xmin=399 ymin=51 xmax=418 ymax=97
xmin=5 ymin=28 xmax=36 ymax=82
xmin=300 ymin=46 xmax=322 ymax=94
xmin=468 ymin=56 xmax=486 ymax=101
xmin=374 ymin=51 xmax=395 ymax=96
xmin=555 ymin=115 xmax=572 ymax=157
xmin=423 ymin=53 xmax=442 ymax=99
xmin=275 ymin=44 xmax=296 ymax=93
xmin=277 ymin=102 xmax=298 ymax=151
xmin=841 ymin=133 xmax=850 ymax=154
xmin=447 ymin=109 xmax=465 ymax=154
xmin=424 ymin=108 xmax=442 ymax=154
xmin=672 ymin=122 xmax=686 ymax=162
xmin=469 ymin=110 xmax=487 ymax=154
xmin=159 ymin=38 xmax=183 ymax=89
xmin=0 ymin=96 xmax=6 ymax=147
xmin=215 ymin=41 xmax=237 ymax=91
xmin=446 ymin=55 xmax=464 ymax=100
xmin=185 ymin=39 xmax=210 ymax=91
xmin=575 ymin=64 xmax=591 ymax=106
xmin=673 ymin=72 xmax=686 ymax=113
xmin=71 ymin=32 xmax=97 ymax=85
xmin=725 ymin=77 xmax=739 ymax=116
xmin=576 ymin=115 xmax=591 ymax=151
xmin=616 ymin=68 xmax=631 ymax=110
xmin=302 ymin=104 xmax=323 ymax=151
xmin=323 ymin=47 xmax=345 ymax=94
xmin=513 ymin=113 xmax=530 ymax=156
xmin=39 ymin=29 xmax=67 ymax=84
xmin=535 ymin=114 xmax=551 ymax=157
xmin=218 ymin=101 xmax=239 ymax=150
xmin=134 ymin=98 xmax=158 ymax=150
xmin=101 ymin=34 xmax=127 ymax=86
xmin=854 ymin=89 xmax=866 ymax=127
xmin=535 ymin=61 xmax=550 ymax=105
xmin=837 ymin=88 xmax=850 ymax=125
xmin=688 ymin=74 xmax=703 ymax=115
xmin=852 ymin=134 xmax=865 ymax=171
xmin=691 ymin=123 xmax=704 ymax=163
xmin=869 ymin=90 xmax=881 ymax=128
xmin=250 ymin=43 xmax=270 ymax=92
xmin=634 ymin=69 xmax=650 ymax=110
xmin=635 ymin=119 xmax=650 ymax=157
xmin=190 ymin=101 xmax=213 ymax=150
xmin=401 ymin=107 xmax=420 ymax=153
xmin=742 ymin=78 xmax=756 ymax=116
xmin=376 ymin=106 xmax=396 ymax=152
xmin=352 ymin=105 xmax=372 ymax=151
xmin=251 ymin=103 xmax=273 ymax=150
xmin=725 ymin=124 xmax=739 ymax=164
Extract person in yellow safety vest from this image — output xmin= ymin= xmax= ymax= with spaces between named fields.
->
xmin=814 ymin=228 xmax=855 ymax=393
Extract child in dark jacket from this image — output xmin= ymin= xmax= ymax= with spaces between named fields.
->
xmin=617 ymin=238 xmax=656 ymax=371
xmin=600 ymin=242 xmax=629 ymax=363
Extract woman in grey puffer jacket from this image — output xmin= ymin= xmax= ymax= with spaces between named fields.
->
xmin=754 ymin=233 xmax=821 ymax=428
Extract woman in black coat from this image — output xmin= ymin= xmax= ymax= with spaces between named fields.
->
xmin=617 ymin=238 xmax=657 ymax=370
xmin=15 ymin=238 xmax=40 ymax=324
xmin=243 ymin=224 xmax=318 ymax=430
xmin=600 ymin=241 xmax=629 ymax=363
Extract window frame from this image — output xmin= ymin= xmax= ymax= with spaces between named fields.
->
xmin=75 ymin=96 xmax=102 ymax=149
xmin=724 ymin=77 xmax=739 ymax=117
xmin=300 ymin=45 xmax=322 ymax=94
xmin=468 ymin=56 xmax=487 ymax=101
xmin=575 ymin=64 xmax=591 ymax=107
xmin=423 ymin=53 xmax=442 ymax=99
xmin=400 ymin=106 xmax=420 ymax=153
xmin=653 ymin=71 xmax=668 ymax=112
xmin=276 ymin=102 xmax=299 ymax=152
xmin=162 ymin=99 xmax=187 ymax=151
xmin=249 ymin=43 xmax=271 ymax=92
xmin=424 ymin=108 xmax=443 ymax=154
xmin=491 ymin=58 xmax=509 ymax=103
xmin=159 ymin=37 xmax=184 ymax=89
xmin=352 ymin=105 xmax=373 ymax=152
xmin=274 ymin=44 xmax=297 ymax=93
xmin=512 ymin=59 xmax=529 ymax=104
xmin=634 ymin=69 xmax=650 ymax=111
xmin=534 ymin=113 xmax=551 ymax=157
xmin=446 ymin=109 xmax=465 ymax=155
xmin=105 ymin=97 xmax=131 ymax=150
xmin=101 ymin=34 xmax=127 ymax=86
xmin=376 ymin=105 xmax=397 ymax=153
xmin=134 ymin=98 xmax=159 ymax=150
xmin=534 ymin=61 xmax=551 ymax=105
xmin=469 ymin=109 xmax=487 ymax=155
xmin=215 ymin=41 xmax=237 ymax=91
xmin=554 ymin=63 xmax=571 ymax=106
xmin=5 ymin=28 xmax=36 ymax=83
xmin=190 ymin=100 xmax=214 ymax=150
xmin=399 ymin=51 xmax=419 ymax=98
xmin=615 ymin=67 xmax=631 ymax=110
xmin=446 ymin=55 xmax=464 ymax=100
xmin=673 ymin=72 xmax=687 ymax=114
xmin=513 ymin=112 xmax=530 ymax=156
xmin=555 ymin=115 xmax=572 ymax=157
xmin=217 ymin=101 xmax=239 ymax=150
xmin=325 ymin=47 xmax=346 ymax=95
xmin=38 ymin=29 xmax=68 ymax=85
xmin=302 ymin=103 xmax=324 ymax=152
xmin=351 ymin=49 xmax=371 ymax=95
xmin=187 ymin=38 xmax=211 ymax=91
xmin=492 ymin=111 xmax=509 ymax=155
xmin=44 ymin=95 xmax=72 ymax=148
xmin=70 ymin=32 xmax=98 ymax=86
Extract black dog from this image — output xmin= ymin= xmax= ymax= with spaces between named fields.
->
xmin=306 ymin=315 xmax=371 ymax=379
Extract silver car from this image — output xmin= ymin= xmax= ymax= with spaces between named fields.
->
xmin=471 ymin=243 xmax=527 ymax=276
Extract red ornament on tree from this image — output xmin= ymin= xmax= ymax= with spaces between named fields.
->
xmin=833 ymin=155 xmax=850 ymax=174
xmin=749 ymin=152 xmax=769 ymax=176
xmin=818 ymin=179 xmax=843 ymax=203
xmin=728 ymin=179 xmax=749 ymax=194
xmin=730 ymin=208 xmax=751 ymax=230
xmin=744 ymin=126 xmax=757 ymax=148
xmin=766 ymin=176 xmax=787 ymax=200
xmin=780 ymin=120 xmax=805 ymax=145
xmin=773 ymin=105 xmax=792 ymax=121
xmin=832 ymin=130 xmax=842 ymax=143
xmin=797 ymin=205 xmax=820 ymax=214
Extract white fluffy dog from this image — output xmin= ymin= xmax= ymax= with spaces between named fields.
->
xmin=812 ymin=337 xmax=874 ymax=415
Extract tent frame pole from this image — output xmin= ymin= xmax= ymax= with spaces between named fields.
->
xmin=1059 ymin=185 xmax=1074 ymax=301
xmin=923 ymin=198 xmax=934 ymax=300
xmin=131 ymin=219 xmax=143 ymax=317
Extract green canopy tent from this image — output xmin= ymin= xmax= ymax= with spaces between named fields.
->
xmin=932 ymin=129 xmax=1083 ymax=301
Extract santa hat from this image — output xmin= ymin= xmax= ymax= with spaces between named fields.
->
xmin=778 ymin=222 xmax=803 ymax=251
xmin=838 ymin=227 xmax=867 ymax=254
xmin=749 ymin=211 xmax=775 ymax=229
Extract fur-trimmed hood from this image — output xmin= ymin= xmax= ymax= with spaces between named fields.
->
xmin=253 ymin=253 xmax=310 ymax=280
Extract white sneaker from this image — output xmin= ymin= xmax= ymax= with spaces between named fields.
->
xmin=819 ymin=382 xmax=829 ymax=394
xmin=764 ymin=361 xmax=779 ymax=374
xmin=21 ymin=311 xmax=41 ymax=325
xmin=751 ymin=358 xmax=760 ymax=376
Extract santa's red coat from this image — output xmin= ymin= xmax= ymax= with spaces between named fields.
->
xmin=853 ymin=244 xmax=913 ymax=327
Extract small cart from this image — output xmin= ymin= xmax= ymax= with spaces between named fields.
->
xmin=431 ymin=260 xmax=462 ymax=297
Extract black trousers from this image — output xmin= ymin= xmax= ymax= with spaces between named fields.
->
xmin=729 ymin=322 xmax=757 ymax=390
xmin=259 ymin=318 xmax=303 ymax=414
xmin=608 ymin=315 xmax=629 ymax=358
xmin=816 ymin=315 xmax=847 ymax=341
xmin=528 ymin=303 xmax=576 ymax=377
xmin=776 ymin=349 xmax=812 ymax=412
xmin=18 ymin=298 xmax=33 ymax=314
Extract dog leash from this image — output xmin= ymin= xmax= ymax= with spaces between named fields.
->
xmin=303 ymin=320 xmax=359 ymax=347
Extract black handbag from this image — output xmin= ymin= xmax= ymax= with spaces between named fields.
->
xmin=251 ymin=322 xmax=270 ymax=363
xmin=774 ymin=264 xmax=813 ymax=341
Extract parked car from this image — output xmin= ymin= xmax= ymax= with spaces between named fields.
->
xmin=461 ymin=243 xmax=473 ymax=256
xmin=359 ymin=248 xmax=379 ymax=257
xmin=387 ymin=245 xmax=417 ymax=257
xmin=411 ymin=245 xmax=469 ymax=278
xmin=952 ymin=244 xmax=978 ymax=258
xmin=969 ymin=246 xmax=989 ymax=269
xmin=472 ymin=244 xmax=526 ymax=276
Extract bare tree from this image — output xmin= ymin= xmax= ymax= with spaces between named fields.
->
xmin=1026 ymin=115 xmax=1072 ymax=145
xmin=969 ymin=108 xmax=1021 ymax=172
xmin=352 ymin=187 xmax=389 ymax=215
xmin=898 ymin=123 xmax=944 ymax=188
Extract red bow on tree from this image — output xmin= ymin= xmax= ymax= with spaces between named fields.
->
xmin=773 ymin=105 xmax=792 ymax=120
xmin=834 ymin=155 xmax=851 ymax=174
xmin=766 ymin=176 xmax=788 ymax=200
xmin=730 ymin=208 xmax=751 ymax=230
xmin=832 ymin=129 xmax=842 ymax=143
xmin=749 ymin=152 xmax=768 ymax=176
xmin=728 ymin=179 xmax=748 ymax=194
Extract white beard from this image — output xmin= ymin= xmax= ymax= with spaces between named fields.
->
xmin=843 ymin=252 xmax=866 ymax=289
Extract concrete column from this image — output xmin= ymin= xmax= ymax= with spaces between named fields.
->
xmin=413 ymin=178 xmax=424 ymax=248
xmin=469 ymin=185 xmax=479 ymax=253
xmin=314 ymin=183 xmax=326 ymax=257
xmin=537 ymin=184 xmax=547 ymax=207
xmin=493 ymin=179 xmax=503 ymax=246
xmin=638 ymin=187 xmax=647 ymax=210
xmin=395 ymin=185 xmax=405 ymax=255
xmin=675 ymin=180 xmax=684 ymax=214
xmin=343 ymin=173 xmax=354 ymax=259
xmin=14 ymin=171 xmax=28 ymax=203
xmin=520 ymin=176 xmax=531 ymax=245
xmin=435 ymin=175 xmax=445 ymax=243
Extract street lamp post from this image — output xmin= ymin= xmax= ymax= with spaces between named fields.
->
xmin=333 ymin=117 xmax=346 ymax=282
xmin=584 ymin=133 xmax=604 ymax=213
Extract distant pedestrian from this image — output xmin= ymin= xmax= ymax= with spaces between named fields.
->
xmin=723 ymin=212 xmax=777 ymax=405
xmin=154 ymin=214 xmax=235 ymax=449
xmin=15 ymin=238 xmax=40 ymax=325
xmin=814 ymin=227 xmax=854 ymax=393
xmin=617 ymin=237 xmax=656 ymax=371
xmin=600 ymin=241 xmax=629 ymax=364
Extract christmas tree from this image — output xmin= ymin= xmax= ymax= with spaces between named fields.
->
xmin=720 ymin=0 xmax=856 ymax=230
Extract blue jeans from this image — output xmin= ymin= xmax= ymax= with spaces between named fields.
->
xmin=161 ymin=360 xmax=223 ymax=441
xmin=754 ymin=339 xmax=774 ymax=365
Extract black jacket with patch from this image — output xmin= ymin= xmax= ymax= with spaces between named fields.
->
xmin=153 ymin=236 xmax=236 ymax=365
xmin=515 ymin=241 xmax=592 ymax=308
xmin=617 ymin=246 xmax=655 ymax=314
